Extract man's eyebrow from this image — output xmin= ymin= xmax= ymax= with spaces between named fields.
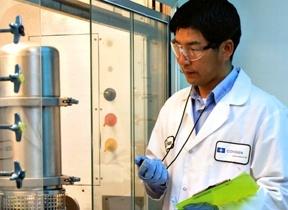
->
xmin=172 ymin=39 xmax=201 ymax=45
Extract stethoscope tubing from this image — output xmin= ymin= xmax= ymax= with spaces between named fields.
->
xmin=162 ymin=87 xmax=206 ymax=169
xmin=161 ymin=91 xmax=190 ymax=162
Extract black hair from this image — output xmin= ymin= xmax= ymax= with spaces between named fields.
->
xmin=169 ymin=0 xmax=241 ymax=58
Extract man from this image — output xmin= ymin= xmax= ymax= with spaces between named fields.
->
xmin=135 ymin=0 xmax=288 ymax=210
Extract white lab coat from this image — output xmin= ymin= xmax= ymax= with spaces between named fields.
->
xmin=146 ymin=69 xmax=288 ymax=210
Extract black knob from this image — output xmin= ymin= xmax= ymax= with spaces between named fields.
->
xmin=103 ymin=88 xmax=116 ymax=101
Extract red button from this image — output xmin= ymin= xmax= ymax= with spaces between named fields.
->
xmin=103 ymin=113 xmax=117 ymax=126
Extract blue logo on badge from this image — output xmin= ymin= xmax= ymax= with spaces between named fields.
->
xmin=217 ymin=147 xmax=226 ymax=153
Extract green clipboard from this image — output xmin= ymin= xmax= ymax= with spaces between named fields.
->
xmin=176 ymin=173 xmax=259 ymax=210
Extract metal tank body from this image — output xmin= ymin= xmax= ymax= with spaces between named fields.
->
xmin=0 ymin=44 xmax=78 ymax=209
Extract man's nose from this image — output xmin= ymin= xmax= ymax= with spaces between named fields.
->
xmin=177 ymin=51 xmax=190 ymax=65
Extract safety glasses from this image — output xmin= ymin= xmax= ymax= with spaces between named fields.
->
xmin=171 ymin=39 xmax=215 ymax=62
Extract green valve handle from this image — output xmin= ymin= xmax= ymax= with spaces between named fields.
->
xmin=0 ymin=113 xmax=24 ymax=142
xmin=0 ymin=64 xmax=24 ymax=93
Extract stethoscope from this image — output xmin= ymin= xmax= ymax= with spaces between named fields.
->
xmin=162 ymin=87 xmax=206 ymax=169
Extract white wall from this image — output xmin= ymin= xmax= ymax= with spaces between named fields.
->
xmin=227 ymin=0 xmax=288 ymax=105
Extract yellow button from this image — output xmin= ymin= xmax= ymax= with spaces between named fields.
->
xmin=104 ymin=138 xmax=118 ymax=152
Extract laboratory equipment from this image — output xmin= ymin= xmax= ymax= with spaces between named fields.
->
xmin=0 ymin=44 xmax=79 ymax=209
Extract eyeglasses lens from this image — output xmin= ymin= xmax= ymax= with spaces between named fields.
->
xmin=171 ymin=42 xmax=205 ymax=62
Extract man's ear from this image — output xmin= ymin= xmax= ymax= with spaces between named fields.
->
xmin=220 ymin=39 xmax=234 ymax=61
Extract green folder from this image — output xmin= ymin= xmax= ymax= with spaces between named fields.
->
xmin=176 ymin=173 xmax=259 ymax=210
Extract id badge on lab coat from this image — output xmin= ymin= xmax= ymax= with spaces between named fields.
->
xmin=214 ymin=141 xmax=251 ymax=165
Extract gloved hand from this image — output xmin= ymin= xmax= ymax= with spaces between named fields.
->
xmin=135 ymin=155 xmax=168 ymax=195
xmin=184 ymin=203 xmax=218 ymax=210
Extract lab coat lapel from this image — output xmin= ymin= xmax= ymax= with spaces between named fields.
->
xmin=195 ymin=102 xmax=230 ymax=143
xmin=183 ymin=97 xmax=195 ymax=136
xmin=187 ymin=68 xmax=251 ymax=149
xmin=181 ymin=90 xmax=230 ymax=150
xmin=178 ymin=97 xmax=197 ymax=149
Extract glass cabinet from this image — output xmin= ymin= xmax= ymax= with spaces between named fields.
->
xmin=0 ymin=0 xmax=170 ymax=209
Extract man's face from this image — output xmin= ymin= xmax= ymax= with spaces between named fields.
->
xmin=174 ymin=28 xmax=230 ymax=96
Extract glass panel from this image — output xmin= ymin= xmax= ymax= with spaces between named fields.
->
xmin=133 ymin=13 xmax=168 ymax=210
xmin=91 ymin=1 xmax=168 ymax=210
xmin=91 ymin=1 xmax=133 ymax=209
xmin=0 ymin=0 xmax=46 ymax=209
xmin=0 ymin=0 xmax=169 ymax=209
xmin=28 ymin=3 xmax=92 ymax=209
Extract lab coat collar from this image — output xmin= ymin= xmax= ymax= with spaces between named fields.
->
xmin=222 ymin=68 xmax=252 ymax=106
xmin=183 ymin=68 xmax=252 ymax=149
xmin=180 ymin=68 xmax=251 ymax=118
xmin=180 ymin=68 xmax=252 ymax=106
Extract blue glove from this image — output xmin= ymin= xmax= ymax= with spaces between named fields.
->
xmin=135 ymin=155 xmax=168 ymax=195
xmin=184 ymin=203 xmax=218 ymax=210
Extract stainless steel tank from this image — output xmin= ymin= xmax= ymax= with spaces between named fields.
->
xmin=0 ymin=44 xmax=79 ymax=209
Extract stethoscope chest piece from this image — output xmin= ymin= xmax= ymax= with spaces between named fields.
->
xmin=164 ymin=136 xmax=175 ymax=152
